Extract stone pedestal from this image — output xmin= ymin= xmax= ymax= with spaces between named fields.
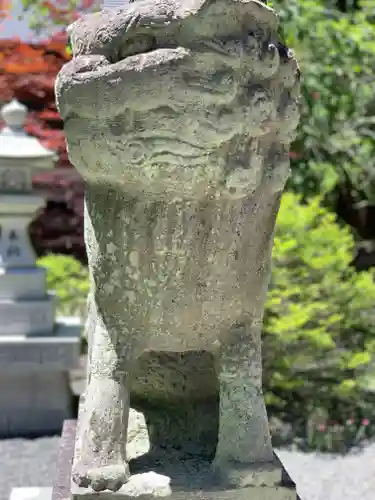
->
xmin=0 ymin=100 xmax=81 ymax=437
xmin=0 ymin=317 xmax=80 ymax=436
xmin=53 ymin=419 xmax=303 ymax=500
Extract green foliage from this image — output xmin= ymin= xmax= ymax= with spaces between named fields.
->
xmin=37 ymin=254 xmax=89 ymax=319
xmin=272 ymin=0 xmax=375 ymax=203
xmin=263 ymin=192 xmax=375 ymax=431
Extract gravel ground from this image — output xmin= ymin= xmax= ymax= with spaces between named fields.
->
xmin=0 ymin=436 xmax=374 ymax=500
xmin=0 ymin=436 xmax=60 ymax=500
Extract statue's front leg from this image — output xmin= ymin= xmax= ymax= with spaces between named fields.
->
xmin=213 ymin=322 xmax=274 ymax=484
xmin=72 ymin=317 xmax=132 ymax=492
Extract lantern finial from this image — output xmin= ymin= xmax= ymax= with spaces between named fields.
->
xmin=1 ymin=99 xmax=27 ymax=130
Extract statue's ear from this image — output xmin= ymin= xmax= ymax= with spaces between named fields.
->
xmin=210 ymin=0 xmax=278 ymax=29
xmin=178 ymin=0 xmax=278 ymax=39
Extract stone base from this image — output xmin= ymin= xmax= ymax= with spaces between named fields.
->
xmin=72 ymin=462 xmax=298 ymax=500
xmin=0 ymin=370 xmax=74 ymax=437
xmin=0 ymin=267 xmax=46 ymax=300
xmin=72 ymin=460 xmax=298 ymax=500
xmin=0 ymin=317 xmax=81 ymax=437
xmin=0 ymin=317 xmax=80 ymax=370
xmin=0 ymin=293 xmax=55 ymax=336
xmin=53 ymin=421 xmax=303 ymax=500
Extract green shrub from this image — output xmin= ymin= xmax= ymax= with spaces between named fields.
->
xmin=272 ymin=0 xmax=375 ymax=204
xmin=263 ymin=192 xmax=375 ymax=436
xmin=38 ymin=254 xmax=89 ymax=319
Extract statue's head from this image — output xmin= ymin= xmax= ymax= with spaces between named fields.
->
xmin=56 ymin=0 xmax=300 ymax=199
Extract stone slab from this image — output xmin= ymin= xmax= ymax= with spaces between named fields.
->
xmin=0 ymin=317 xmax=81 ymax=437
xmin=0 ymin=407 xmax=73 ymax=437
xmin=73 ymin=480 xmax=296 ymax=500
xmin=71 ymin=463 xmax=298 ymax=500
xmin=0 ymin=371 xmax=75 ymax=437
xmin=0 ymin=294 xmax=55 ymax=336
xmin=53 ymin=420 xmax=77 ymax=500
xmin=56 ymin=316 xmax=82 ymax=338
xmin=53 ymin=421 xmax=303 ymax=500
xmin=0 ymin=267 xmax=46 ymax=300
xmin=10 ymin=487 xmax=52 ymax=500
xmin=0 ymin=320 xmax=81 ymax=371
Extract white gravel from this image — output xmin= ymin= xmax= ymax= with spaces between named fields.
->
xmin=277 ymin=444 xmax=375 ymax=500
xmin=0 ymin=437 xmax=374 ymax=500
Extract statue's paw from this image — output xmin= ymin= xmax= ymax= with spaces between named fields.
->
xmin=73 ymin=463 xmax=130 ymax=492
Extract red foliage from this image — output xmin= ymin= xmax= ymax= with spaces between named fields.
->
xmin=288 ymin=151 xmax=302 ymax=160
xmin=0 ymin=36 xmax=71 ymax=166
xmin=0 ymin=35 xmax=87 ymax=262
xmin=0 ymin=0 xmax=10 ymax=21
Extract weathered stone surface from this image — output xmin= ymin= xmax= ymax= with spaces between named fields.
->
xmin=53 ymin=421 xmax=303 ymax=500
xmin=55 ymin=0 xmax=300 ymax=495
xmin=53 ymin=416 xmax=300 ymax=500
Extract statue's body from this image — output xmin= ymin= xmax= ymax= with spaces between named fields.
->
xmin=55 ymin=0 xmax=300 ymax=495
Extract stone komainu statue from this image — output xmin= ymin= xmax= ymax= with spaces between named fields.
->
xmin=55 ymin=0 xmax=300 ymax=494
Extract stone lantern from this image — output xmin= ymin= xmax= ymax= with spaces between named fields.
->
xmin=0 ymin=100 xmax=81 ymax=437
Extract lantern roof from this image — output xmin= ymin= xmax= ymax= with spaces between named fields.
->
xmin=0 ymin=99 xmax=56 ymax=161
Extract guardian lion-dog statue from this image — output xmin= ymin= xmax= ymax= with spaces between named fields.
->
xmin=55 ymin=0 xmax=300 ymax=494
